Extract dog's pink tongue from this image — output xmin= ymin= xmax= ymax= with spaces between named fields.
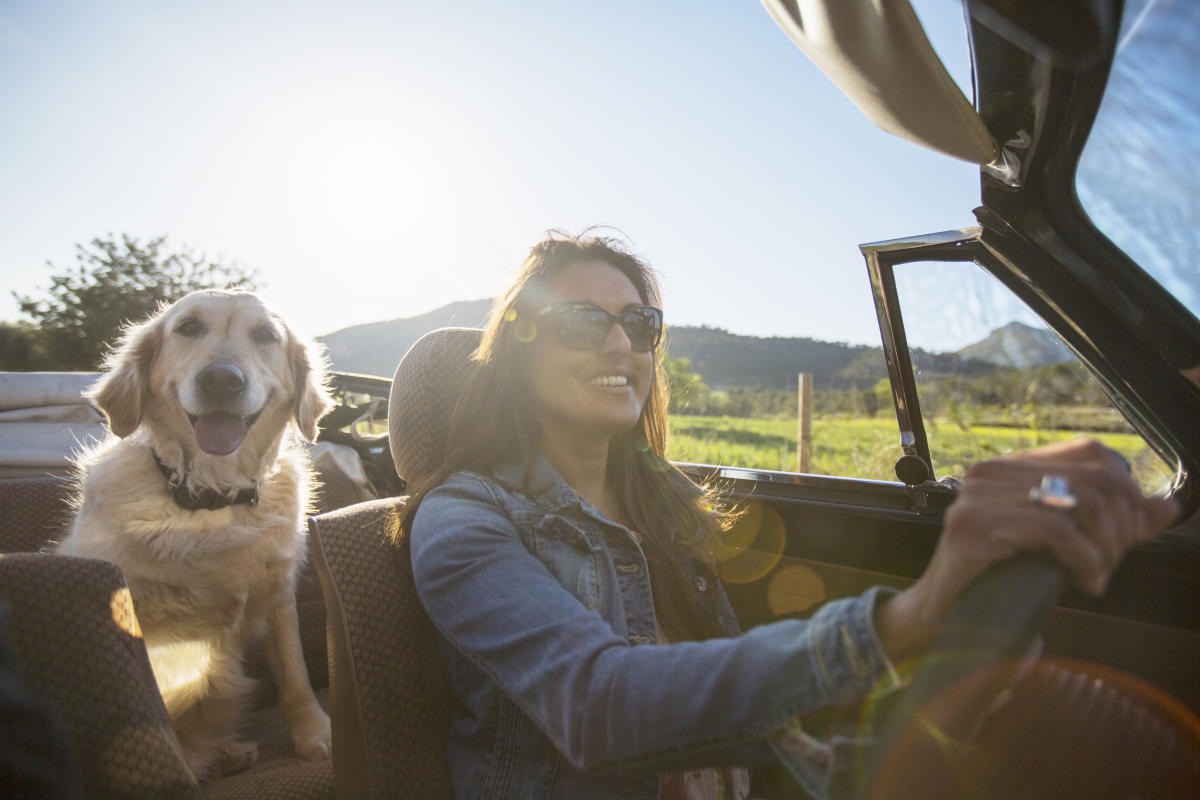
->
xmin=193 ymin=413 xmax=248 ymax=456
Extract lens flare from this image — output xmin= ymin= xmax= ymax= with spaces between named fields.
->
xmin=109 ymin=587 xmax=143 ymax=638
xmin=504 ymin=308 xmax=517 ymax=322
xmin=766 ymin=564 xmax=826 ymax=616
xmin=515 ymin=320 xmax=537 ymax=343
xmin=715 ymin=500 xmax=763 ymax=557
xmin=862 ymin=655 xmax=1200 ymax=799
xmin=716 ymin=501 xmax=785 ymax=584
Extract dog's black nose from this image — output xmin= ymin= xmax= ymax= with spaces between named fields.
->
xmin=198 ymin=363 xmax=246 ymax=401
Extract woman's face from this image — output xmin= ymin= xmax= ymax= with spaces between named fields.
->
xmin=526 ymin=259 xmax=655 ymax=447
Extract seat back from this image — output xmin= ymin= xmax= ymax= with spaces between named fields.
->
xmin=0 ymin=553 xmax=200 ymax=799
xmin=309 ymin=499 xmax=452 ymax=800
xmin=310 ymin=327 xmax=482 ymax=799
xmin=0 ymin=475 xmax=76 ymax=553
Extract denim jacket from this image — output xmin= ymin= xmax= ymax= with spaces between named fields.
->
xmin=409 ymin=456 xmax=900 ymax=799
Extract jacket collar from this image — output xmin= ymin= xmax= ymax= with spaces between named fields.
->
xmin=490 ymin=453 xmax=614 ymax=526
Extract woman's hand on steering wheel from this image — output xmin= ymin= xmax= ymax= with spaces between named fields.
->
xmin=877 ymin=438 xmax=1178 ymax=662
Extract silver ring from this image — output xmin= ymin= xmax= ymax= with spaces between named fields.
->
xmin=1029 ymin=474 xmax=1078 ymax=510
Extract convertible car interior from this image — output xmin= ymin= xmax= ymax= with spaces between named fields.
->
xmin=0 ymin=1 xmax=1197 ymax=798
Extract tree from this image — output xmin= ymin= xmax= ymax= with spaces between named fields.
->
xmin=0 ymin=321 xmax=44 ymax=371
xmin=14 ymin=235 xmax=258 ymax=370
xmin=663 ymin=356 xmax=711 ymax=414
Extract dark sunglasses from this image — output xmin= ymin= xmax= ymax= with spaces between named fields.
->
xmin=538 ymin=302 xmax=664 ymax=353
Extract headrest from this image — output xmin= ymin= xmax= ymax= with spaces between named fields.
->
xmin=388 ymin=327 xmax=483 ymax=484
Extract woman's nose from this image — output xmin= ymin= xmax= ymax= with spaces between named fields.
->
xmin=599 ymin=320 xmax=633 ymax=354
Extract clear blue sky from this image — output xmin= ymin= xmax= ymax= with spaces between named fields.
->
xmin=1 ymin=0 xmax=981 ymax=346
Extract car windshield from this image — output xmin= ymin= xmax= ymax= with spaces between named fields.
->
xmin=1076 ymin=0 xmax=1200 ymax=319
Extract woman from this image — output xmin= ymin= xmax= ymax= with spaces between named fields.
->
xmin=403 ymin=231 xmax=1176 ymax=799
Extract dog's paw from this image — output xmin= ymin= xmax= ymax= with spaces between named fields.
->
xmin=291 ymin=707 xmax=332 ymax=760
xmin=214 ymin=739 xmax=258 ymax=774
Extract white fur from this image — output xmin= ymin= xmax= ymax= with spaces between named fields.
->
xmin=57 ymin=289 xmax=333 ymax=780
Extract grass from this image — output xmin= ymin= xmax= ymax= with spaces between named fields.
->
xmin=668 ymin=413 xmax=1173 ymax=493
xmin=358 ymin=408 xmax=1171 ymax=493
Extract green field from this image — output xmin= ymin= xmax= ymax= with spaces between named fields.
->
xmin=361 ymin=408 xmax=1171 ymax=493
xmin=667 ymin=414 xmax=1172 ymax=492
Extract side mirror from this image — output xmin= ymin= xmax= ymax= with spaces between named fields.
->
xmin=894 ymin=453 xmax=932 ymax=485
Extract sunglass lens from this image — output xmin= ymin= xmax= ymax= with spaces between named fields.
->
xmin=552 ymin=305 xmax=661 ymax=352
xmin=621 ymin=309 xmax=660 ymax=352
xmin=558 ymin=307 xmax=610 ymax=350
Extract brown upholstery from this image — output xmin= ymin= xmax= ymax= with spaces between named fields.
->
xmin=313 ymin=460 xmax=375 ymax=516
xmin=387 ymin=327 xmax=482 ymax=484
xmin=309 ymin=499 xmax=452 ymax=800
xmin=309 ymin=328 xmax=483 ymax=798
xmin=0 ymin=475 xmax=75 ymax=553
xmin=0 ymin=554 xmax=200 ymax=799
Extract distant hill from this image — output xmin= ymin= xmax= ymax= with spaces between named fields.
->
xmin=319 ymin=300 xmax=1033 ymax=389
xmin=319 ymin=299 xmax=492 ymax=378
xmin=954 ymin=321 xmax=1071 ymax=368
xmin=664 ymin=326 xmax=880 ymax=390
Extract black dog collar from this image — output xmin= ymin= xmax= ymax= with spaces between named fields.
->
xmin=152 ymin=452 xmax=259 ymax=511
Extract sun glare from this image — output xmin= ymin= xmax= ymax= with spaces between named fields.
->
xmin=109 ymin=587 xmax=143 ymax=638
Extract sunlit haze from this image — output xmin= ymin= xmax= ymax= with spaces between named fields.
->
xmin=1 ymin=1 xmax=980 ymax=346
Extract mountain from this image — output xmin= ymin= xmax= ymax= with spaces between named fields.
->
xmin=664 ymin=326 xmax=879 ymax=390
xmin=954 ymin=321 xmax=1071 ymax=368
xmin=318 ymin=300 xmax=1035 ymax=388
xmin=319 ymin=299 xmax=492 ymax=378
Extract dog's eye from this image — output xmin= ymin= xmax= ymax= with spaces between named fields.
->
xmin=176 ymin=318 xmax=206 ymax=337
xmin=253 ymin=327 xmax=280 ymax=345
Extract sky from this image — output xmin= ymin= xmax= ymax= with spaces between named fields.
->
xmin=0 ymin=0 xmax=984 ymax=346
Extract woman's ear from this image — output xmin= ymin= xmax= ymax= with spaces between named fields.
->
xmin=289 ymin=333 xmax=333 ymax=442
xmin=86 ymin=312 xmax=164 ymax=438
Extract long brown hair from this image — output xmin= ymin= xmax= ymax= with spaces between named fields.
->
xmin=399 ymin=230 xmax=734 ymax=641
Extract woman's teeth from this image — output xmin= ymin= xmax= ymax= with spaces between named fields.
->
xmin=587 ymin=375 xmax=628 ymax=387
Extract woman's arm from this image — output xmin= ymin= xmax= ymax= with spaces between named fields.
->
xmin=410 ymin=473 xmax=897 ymax=782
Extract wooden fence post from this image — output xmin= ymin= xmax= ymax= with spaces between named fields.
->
xmin=797 ymin=373 xmax=812 ymax=473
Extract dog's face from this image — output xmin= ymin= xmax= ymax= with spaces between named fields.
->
xmin=89 ymin=290 xmax=332 ymax=454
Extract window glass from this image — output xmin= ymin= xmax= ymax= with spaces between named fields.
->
xmin=891 ymin=260 xmax=1174 ymax=494
xmin=1076 ymin=0 xmax=1200 ymax=317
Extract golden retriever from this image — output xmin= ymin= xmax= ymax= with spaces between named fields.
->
xmin=56 ymin=288 xmax=333 ymax=780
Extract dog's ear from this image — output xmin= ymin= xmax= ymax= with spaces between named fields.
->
xmin=87 ymin=310 xmax=164 ymax=438
xmin=289 ymin=333 xmax=333 ymax=442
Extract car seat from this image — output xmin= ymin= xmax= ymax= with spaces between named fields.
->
xmin=309 ymin=327 xmax=482 ymax=800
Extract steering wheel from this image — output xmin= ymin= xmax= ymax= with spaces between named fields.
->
xmin=857 ymin=553 xmax=1200 ymax=799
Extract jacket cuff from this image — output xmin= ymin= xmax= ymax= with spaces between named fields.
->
xmin=769 ymin=585 xmax=904 ymax=798
xmin=810 ymin=584 xmax=903 ymax=702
